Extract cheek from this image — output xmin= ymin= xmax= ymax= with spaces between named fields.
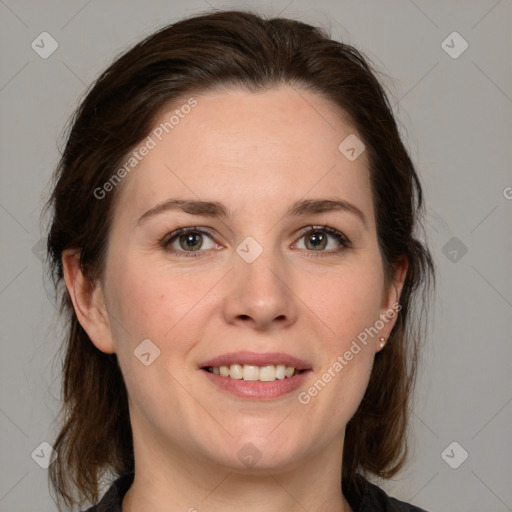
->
xmin=104 ymin=259 xmax=204 ymax=422
xmin=298 ymin=276 xmax=380 ymax=438
xmin=298 ymin=257 xmax=384 ymax=409
xmin=304 ymin=262 xmax=385 ymax=346
xmin=107 ymin=254 xmax=208 ymax=340
xmin=104 ymin=254 xmax=229 ymax=387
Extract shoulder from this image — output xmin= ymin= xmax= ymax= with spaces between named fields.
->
xmin=81 ymin=473 xmax=134 ymax=512
xmin=343 ymin=473 xmax=429 ymax=512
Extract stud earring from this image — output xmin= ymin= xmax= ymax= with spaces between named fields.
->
xmin=379 ymin=337 xmax=386 ymax=349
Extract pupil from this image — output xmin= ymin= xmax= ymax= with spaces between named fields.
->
xmin=308 ymin=231 xmax=326 ymax=250
xmin=181 ymin=233 xmax=201 ymax=250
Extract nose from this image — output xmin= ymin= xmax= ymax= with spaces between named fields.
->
xmin=221 ymin=244 xmax=299 ymax=331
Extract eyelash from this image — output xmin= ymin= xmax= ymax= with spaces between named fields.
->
xmin=159 ymin=225 xmax=352 ymax=259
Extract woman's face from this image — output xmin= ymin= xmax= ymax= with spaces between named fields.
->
xmin=72 ymin=86 xmax=405 ymax=473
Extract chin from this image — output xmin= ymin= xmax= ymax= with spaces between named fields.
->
xmin=206 ymin=434 xmax=306 ymax=473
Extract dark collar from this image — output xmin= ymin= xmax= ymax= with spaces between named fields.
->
xmin=84 ymin=472 xmax=427 ymax=512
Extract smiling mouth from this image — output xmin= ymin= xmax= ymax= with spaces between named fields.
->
xmin=202 ymin=364 xmax=308 ymax=382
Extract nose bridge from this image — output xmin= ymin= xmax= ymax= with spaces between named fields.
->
xmin=222 ymin=232 xmax=297 ymax=329
xmin=236 ymin=233 xmax=287 ymax=302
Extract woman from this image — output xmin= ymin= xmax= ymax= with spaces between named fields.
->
xmin=45 ymin=9 xmax=434 ymax=512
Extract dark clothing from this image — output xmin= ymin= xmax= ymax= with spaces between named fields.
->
xmin=82 ymin=472 xmax=428 ymax=512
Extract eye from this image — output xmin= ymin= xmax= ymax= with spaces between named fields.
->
xmin=159 ymin=225 xmax=351 ymax=259
xmin=160 ymin=227 xmax=219 ymax=258
xmin=293 ymin=226 xmax=351 ymax=257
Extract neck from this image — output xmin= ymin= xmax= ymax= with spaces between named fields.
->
xmin=122 ymin=422 xmax=351 ymax=512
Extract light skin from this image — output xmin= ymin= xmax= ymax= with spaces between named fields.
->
xmin=63 ymin=86 xmax=407 ymax=512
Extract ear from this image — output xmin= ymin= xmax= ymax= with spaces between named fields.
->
xmin=376 ymin=256 xmax=408 ymax=351
xmin=62 ymin=249 xmax=116 ymax=354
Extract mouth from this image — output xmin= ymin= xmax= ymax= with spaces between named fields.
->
xmin=198 ymin=351 xmax=312 ymax=399
xmin=202 ymin=364 xmax=308 ymax=382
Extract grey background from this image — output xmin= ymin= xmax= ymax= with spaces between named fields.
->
xmin=1 ymin=0 xmax=511 ymax=511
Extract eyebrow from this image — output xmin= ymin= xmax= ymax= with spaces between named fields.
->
xmin=136 ymin=198 xmax=368 ymax=229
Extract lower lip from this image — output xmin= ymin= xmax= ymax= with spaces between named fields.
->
xmin=201 ymin=369 xmax=311 ymax=399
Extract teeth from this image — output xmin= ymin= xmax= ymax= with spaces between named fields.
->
xmin=206 ymin=364 xmax=300 ymax=381
xmin=259 ymin=365 xmax=277 ymax=382
xmin=242 ymin=365 xmax=259 ymax=381
xmin=275 ymin=364 xmax=286 ymax=380
xmin=230 ymin=364 xmax=243 ymax=380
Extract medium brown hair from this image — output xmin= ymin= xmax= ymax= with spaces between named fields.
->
xmin=45 ymin=9 xmax=434 ymax=510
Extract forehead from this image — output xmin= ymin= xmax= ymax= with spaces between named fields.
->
xmin=115 ymin=86 xmax=373 ymax=222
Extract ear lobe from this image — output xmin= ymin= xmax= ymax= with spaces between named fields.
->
xmin=62 ymin=249 xmax=115 ymax=354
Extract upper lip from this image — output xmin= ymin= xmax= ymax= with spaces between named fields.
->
xmin=199 ymin=351 xmax=312 ymax=370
